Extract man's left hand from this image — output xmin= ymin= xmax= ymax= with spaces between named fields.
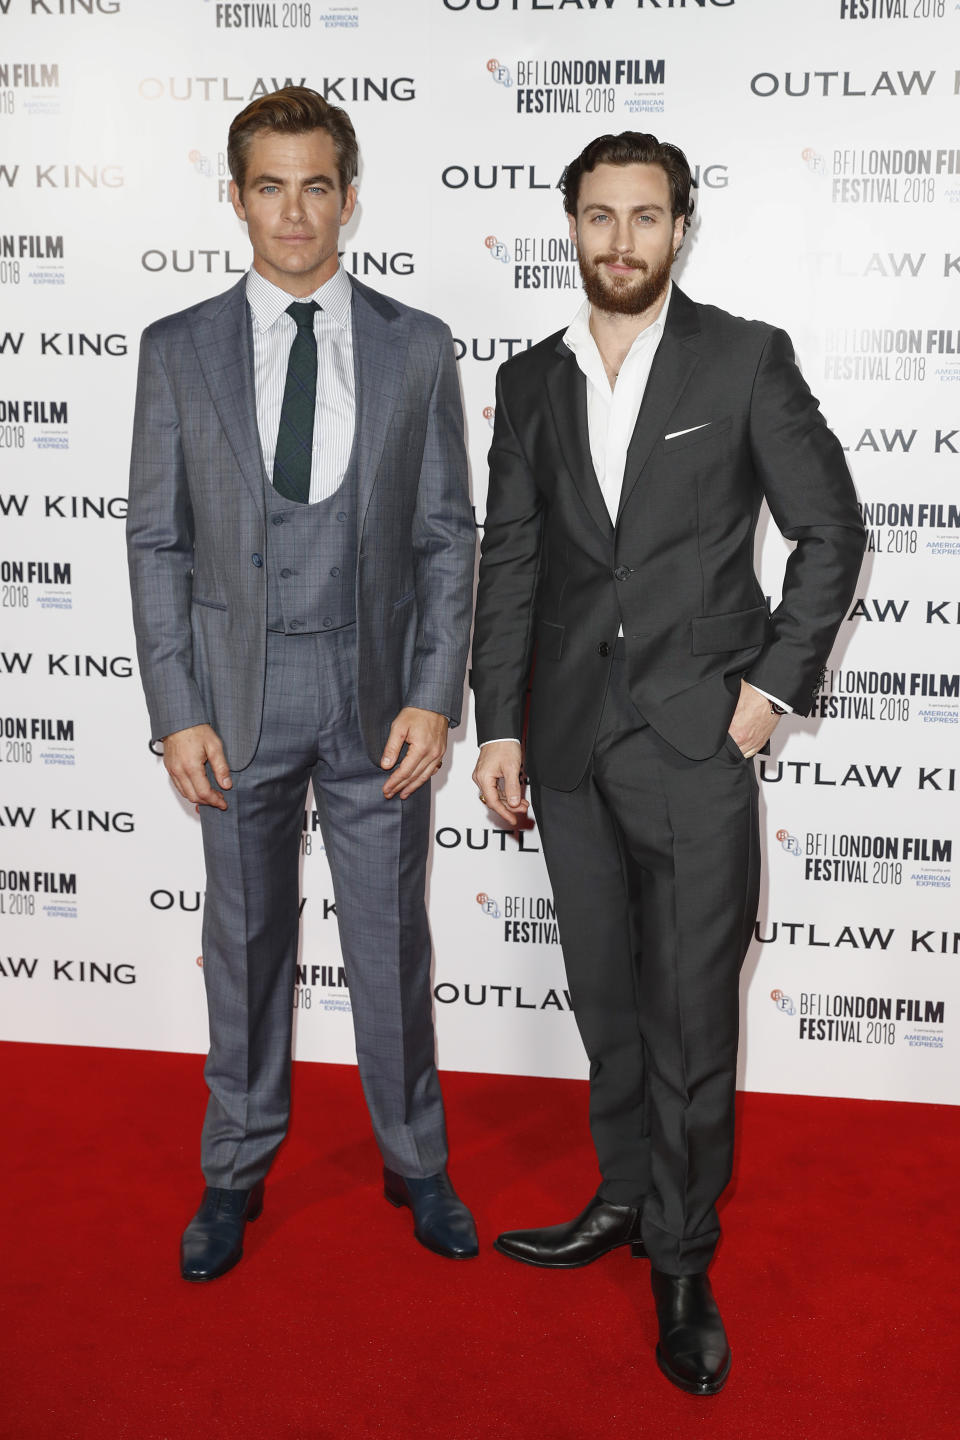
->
xmin=728 ymin=680 xmax=782 ymax=759
xmin=381 ymin=707 xmax=449 ymax=799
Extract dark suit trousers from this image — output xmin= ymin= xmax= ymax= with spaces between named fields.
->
xmin=196 ymin=626 xmax=448 ymax=1189
xmin=531 ymin=647 xmax=759 ymax=1274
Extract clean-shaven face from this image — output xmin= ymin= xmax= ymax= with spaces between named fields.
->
xmin=230 ymin=128 xmax=356 ymax=295
xmin=569 ymin=161 xmax=685 ymax=316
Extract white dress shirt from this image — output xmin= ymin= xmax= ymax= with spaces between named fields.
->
xmin=246 ymin=265 xmax=355 ymax=504
xmin=563 ymin=285 xmax=671 ymax=528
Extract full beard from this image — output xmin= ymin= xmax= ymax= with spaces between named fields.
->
xmin=578 ymin=246 xmax=674 ymax=316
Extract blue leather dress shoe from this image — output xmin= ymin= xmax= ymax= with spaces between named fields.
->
xmin=180 ymin=1180 xmax=265 ymax=1282
xmin=383 ymin=1167 xmax=479 ymax=1258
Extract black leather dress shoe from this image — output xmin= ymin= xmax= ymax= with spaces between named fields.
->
xmin=383 ymin=1167 xmax=479 ymax=1258
xmin=493 ymin=1193 xmax=646 ymax=1268
xmin=651 ymin=1268 xmax=731 ymax=1395
xmin=180 ymin=1180 xmax=265 ymax=1282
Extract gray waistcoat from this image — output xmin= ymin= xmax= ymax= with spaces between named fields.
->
xmin=264 ymin=448 xmax=359 ymax=634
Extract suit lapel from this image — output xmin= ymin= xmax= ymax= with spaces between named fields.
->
xmin=545 ymin=344 xmax=613 ymax=542
xmin=189 ymin=279 xmax=267 ymax=510
xmin=617 ymin=285 xmax=701 ymax=521
xmin=350 ymin=278 xmax=408 ymax=532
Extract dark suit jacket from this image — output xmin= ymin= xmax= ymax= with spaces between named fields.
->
xmin=127 ymin=275 xmax=475 ymax=772
xmin=471 ymin=285 xmax=865 ymax=788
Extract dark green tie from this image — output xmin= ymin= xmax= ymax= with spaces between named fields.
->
xmin=273 ymin=300 xmax=319 ymax=504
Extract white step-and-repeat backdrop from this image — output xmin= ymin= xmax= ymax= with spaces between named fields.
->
xmin=1 ymin=0 xmax=957 ymax=1104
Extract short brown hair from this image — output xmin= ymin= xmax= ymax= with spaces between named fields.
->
xmin=561 ymin=132 xmax=694 ymax=234
xmin=227 ymin=86 xmax=359 ymax=197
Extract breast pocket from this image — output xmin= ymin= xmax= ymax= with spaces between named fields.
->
xmin=660 ymin=416 xmax=732 ymax=456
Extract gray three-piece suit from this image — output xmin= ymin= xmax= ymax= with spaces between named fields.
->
xmin=127 ymin=274 xmax=475 ymax=1186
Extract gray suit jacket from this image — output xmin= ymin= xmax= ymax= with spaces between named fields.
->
xmin=127 ymin=275 xmax=475 ymax=771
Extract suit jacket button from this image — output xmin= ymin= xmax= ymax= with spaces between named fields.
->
xmin=251 ymin=553 xmax=263 ymax=567
xmin=280 ymin=568 xmax=292 ymax=579
xmin=336 ymin=512 xmax=347 ymax=522
xmin=614 ymin=566 xmax=630 ymax=581
xmin=597 ymin=642 xmax=610 ymax=657
xmin=323 ymin=617 xmax=334 ymax=628
xmin=289 ymin=619 xmax=302 ymax=630
xmin=330 ymin=566 xmax=340 ymax=577
xmin=272 ymin=515 xmax=284 ymax=526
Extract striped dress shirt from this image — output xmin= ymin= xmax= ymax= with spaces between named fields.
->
xmin=246 ymin=265 xmax=355 ymax=504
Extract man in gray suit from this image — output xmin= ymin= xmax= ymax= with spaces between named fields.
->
xmin=127 ymin=88 xmax=477 ymax=1280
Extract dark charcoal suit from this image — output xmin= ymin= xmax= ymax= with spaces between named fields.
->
xmin=472 ymin=285 xmax=865 ymax=1272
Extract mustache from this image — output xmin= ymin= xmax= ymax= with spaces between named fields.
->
xmin=591 ymin=253 xmax=647 ymax=272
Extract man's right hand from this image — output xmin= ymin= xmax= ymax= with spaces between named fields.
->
xmin=472 ymin=740 xmax=528 ymax=827
xmin=161 ymin=724 xmax=232 ymax=810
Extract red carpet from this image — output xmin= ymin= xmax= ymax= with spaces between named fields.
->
xmin=3 ymin=1042 xmax=957 ymax=1440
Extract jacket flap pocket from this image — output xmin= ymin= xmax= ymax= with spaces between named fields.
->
xmin=691 ymin=604 xmax=768 ymax=655
xmin=537 ymin=619 xmax=564 ymax=661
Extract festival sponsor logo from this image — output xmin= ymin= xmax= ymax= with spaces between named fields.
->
xmin=483 ymin=404 xmax=496 ymax=430
xmin=210 ymin=2 xmax=313 ymax=28
xmin=142 ymin=72 xmax=412 ymax=102
xmin=316 ymin=4 xmax=359 ymax=28
xmin=857 ymin=498 xmax=960 ymax=565
xmin=0 ymin=233 xmax=65 ymax=287
xmin=487 ymin=54 xmax=665 ymax=117
xmin=0 ymin=953 xmax=135 ymax=983
xmin=813 ymin=667 xmax=960 ymax=728
xmin=482 ymin=233 xmax=579 ymax=291
xmin=0 ymin=867 xmax=77 ymax=920
xmin=475 ymin=890 xmax=559 ymax=943
xmin=758 ymin=757 xmax=957 ymax=792
xmin=794 ymin=991 xmax=944 ymax=1052
xmin=822 ymin=325 xmax=960 ymax=384
xmin=0 ymin=163 xmax=123 ymax=189
xmin=293 ymin=958 xmax=351 ymax=1014
xmin=0 ymin=61 xmax=60 ymax=116
xmin=433 ymin=979 xmax=573 ymax=1012
xmin=454 ymin=336 xmax=534 ymax=363
xmin=838 ymin=0 xmax=947 ymax=19
xmin=793 ymin=829 xmax=953 ymax=889
xmin=750 ymin=68 xmax=938 ymax=100
xmin=0 ymin=714 xmax=75 ymax=768
xmin=753 ymin=920 xmax=960 ymax=954
xmin=0 ymin=558 xmax=72 ymax=612
xmin=821 ymin=145 xmax=960 ymax=205
xmin=0 ymin=396 xmax=69 ymax=451
xmin=770 ymin=987 xmax=796 ymax=1015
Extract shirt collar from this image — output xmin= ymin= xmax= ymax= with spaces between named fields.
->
xmin=563 ymin=280 xmax=672 ymax=362
xmin=245 ymin=264 xmax=353 ymax=332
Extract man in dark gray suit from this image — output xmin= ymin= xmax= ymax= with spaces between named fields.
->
xmin=472 ymin=133 xmax=865 ymax=1393
xmin=127 ymin=88 xmax=477 ymax=1280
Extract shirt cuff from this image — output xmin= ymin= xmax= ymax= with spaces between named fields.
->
xmin=746 ymin=683 xmax=793 ymax=714
xmin=480 ymin=737 xmax=521 ymax=747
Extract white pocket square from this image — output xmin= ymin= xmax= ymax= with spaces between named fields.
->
xmin=664 ymin=423 xmax=712 ymax=441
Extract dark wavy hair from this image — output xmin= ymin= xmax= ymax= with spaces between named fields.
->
xmin=227 ymin=86 xmax=358 ymax=197
xmin=561 ymin=132 xmax=695 ymax=235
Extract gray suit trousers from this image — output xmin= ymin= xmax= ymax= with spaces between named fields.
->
xmin=197 ymin=625 xmax=447 ymax=1188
